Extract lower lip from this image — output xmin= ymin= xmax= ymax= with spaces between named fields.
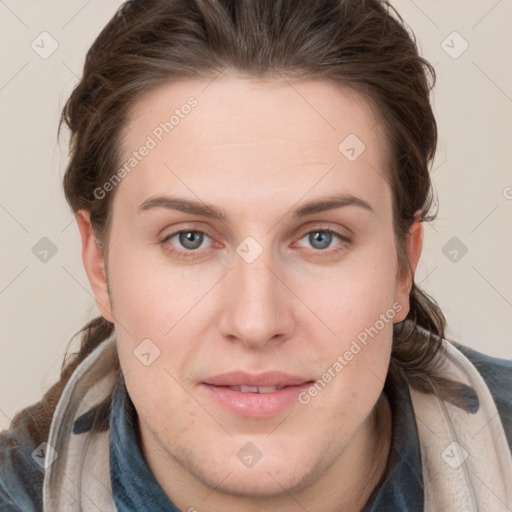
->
xmin=201 ymin=383 xmax=313 ymax=418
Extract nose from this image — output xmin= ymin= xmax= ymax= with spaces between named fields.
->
xmin=218 ymin=246 xmax=294 ymax=350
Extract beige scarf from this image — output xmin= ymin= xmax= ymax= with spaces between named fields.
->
xmin=410 ymin=339 xmax=512 ymax=510
xmin=42 ymin=332 xmax=512 ymax=511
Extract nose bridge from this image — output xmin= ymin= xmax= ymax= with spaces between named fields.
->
xmin=220 ymin=240 xmax=291 ymax=348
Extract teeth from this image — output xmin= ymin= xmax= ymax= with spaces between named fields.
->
xmin=228 ymin=385 xmax=284 ymax=393
xmin=240 ymin=386 xmax=259 ymax=393
xmin=257 ymin=386 xmax=280 ymax=393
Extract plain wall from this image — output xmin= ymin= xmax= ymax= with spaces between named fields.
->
xmin=1 ymin=0 xmax=511 ymax=431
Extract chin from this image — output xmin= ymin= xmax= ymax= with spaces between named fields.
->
xmin=212 ymin=462 xmax=310 ymax=497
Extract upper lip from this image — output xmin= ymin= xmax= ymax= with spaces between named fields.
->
xmin=203 ymin=371 xmax=312 ymax=387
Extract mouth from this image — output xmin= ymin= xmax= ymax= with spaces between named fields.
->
xmin=201 ymin=371 xmax=314 ymax=418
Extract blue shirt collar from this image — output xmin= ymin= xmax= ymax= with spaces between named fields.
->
xmin=108 ymin=372 xmax=180 ymax=512
xmin=362 ymin=364 xmax=424 ymax=510
xmin=104 ymin=366 xmax=424 ymax=511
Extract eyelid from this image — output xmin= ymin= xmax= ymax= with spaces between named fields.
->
xmin=294 ymin=223 xmax=352 ymax=241
xmin=158 ymin=220 xmax=217 ymax=238
xmin=301 ymin=221 xmax=354 ymax=238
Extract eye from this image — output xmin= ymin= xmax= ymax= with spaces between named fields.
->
xmin=159 ymin=227 xmax=351 ymax=260
xmin=296 ymin=229 xmax=350 ymax=253
xmin=160 ymin=229 xmax=213 ymax=256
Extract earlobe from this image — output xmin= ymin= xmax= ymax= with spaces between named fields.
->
xmin=393 ymin=217 xmax=423 ymax=323
xmin=75 ymin=210 xmax=114 ymax=323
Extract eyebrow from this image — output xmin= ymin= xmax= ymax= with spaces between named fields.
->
xmin=137 ymin=193 xmax=375 ymax=219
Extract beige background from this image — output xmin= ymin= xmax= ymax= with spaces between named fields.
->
xmin=1 ymin=0 xmax=511 ymax=432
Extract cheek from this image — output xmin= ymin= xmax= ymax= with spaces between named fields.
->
xmin=294 ymin=233 xmax=398 ymax=391
xmin=107 ymin=239 xmax=214 ymax=339
xmin=107 ymin=243 xmax=219 ymax=401
xmin=301 ymin=234 xmax=398 ymax=337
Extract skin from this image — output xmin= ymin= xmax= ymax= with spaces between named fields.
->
xmin=77 ymin=74 xmax=423 ymax=512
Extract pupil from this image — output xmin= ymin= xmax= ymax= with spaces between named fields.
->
xmin=310 ymin=231 xmax=331 ymax=250
xmin=180 ymin=231 xmax=203 ymax=250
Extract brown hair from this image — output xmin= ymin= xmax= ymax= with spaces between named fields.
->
xmin=9 ymin=0 xmax=468 ymax=445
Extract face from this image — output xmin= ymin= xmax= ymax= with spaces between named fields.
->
xmin=79 ymin=74 xmax=420 ymax=504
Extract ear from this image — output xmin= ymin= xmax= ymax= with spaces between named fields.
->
xmin=76 ymin=210 xmax=114 ymax=323
xmin=393 ymin=217 xmax=423 ymax=323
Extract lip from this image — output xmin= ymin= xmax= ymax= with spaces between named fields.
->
xmin=203 ymin=371 xmax=311 ymax=388
xmin=201 ymin=371 xmax=314 ymax=418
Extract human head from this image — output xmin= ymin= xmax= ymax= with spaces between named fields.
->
xmin=60 ymin=0 xmax=446 ymax=507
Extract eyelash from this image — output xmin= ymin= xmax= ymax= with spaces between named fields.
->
xmin=159 ymin=227 xmax=352 ymax=260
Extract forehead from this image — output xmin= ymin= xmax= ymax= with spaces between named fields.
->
xmin=116 ymin=74 xmax=391 ymax=213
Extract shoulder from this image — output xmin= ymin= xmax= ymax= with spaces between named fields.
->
xmin=450 ymin=341 xmax=512 ymax=453
xmin=0 ymin=423 xmax=45 ymax=512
